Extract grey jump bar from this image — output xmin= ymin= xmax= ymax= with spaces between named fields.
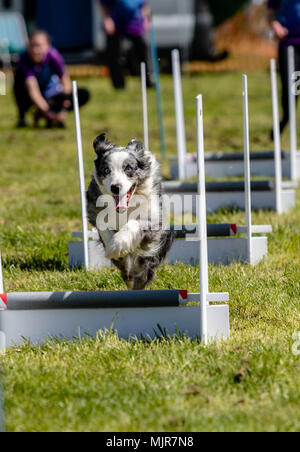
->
xmin=163 ymin=181 xmax=276 ymax=193
xmin=4 ymin=290 xmax=183 ymax=311
xmin=170 ymin=224 xmax=235 ymax=238
xmin=204 ymin=151 xmax=288 ymax=162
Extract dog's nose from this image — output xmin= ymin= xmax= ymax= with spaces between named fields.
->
xmin=111 ymin=184 xmax=121 ymax=195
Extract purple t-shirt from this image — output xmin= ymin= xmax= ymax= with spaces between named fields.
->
xmin=100 ymin=0 xmax=147 ymax=36
xmin=17 ymin=47 xmax=66 ymax=98
xmin=268 ymin=0 xmax=300 ymax=46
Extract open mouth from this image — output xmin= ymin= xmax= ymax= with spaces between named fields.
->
xmin=113 ymin=185 xmax=136 ymax=213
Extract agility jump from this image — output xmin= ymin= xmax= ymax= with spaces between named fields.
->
xmin=163 ymin=62 xmax=297 ymax=214
xmin=70 ymin=73 xmax=272 ymax=268
xmin=169 ymin=49 xmax=300 ymax=181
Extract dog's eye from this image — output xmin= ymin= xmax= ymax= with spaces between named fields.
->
xmin=125 ymin=165 xmax=132 ymax=173
xmin=103 ymin=167 xmax=111 ymax=176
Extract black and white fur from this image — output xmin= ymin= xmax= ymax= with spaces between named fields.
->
xmin=87 ymin=134 xmax=173 ymax=290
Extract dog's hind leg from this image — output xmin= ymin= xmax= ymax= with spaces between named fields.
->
xmin=131 ymin=232 xmax=175 ymax=290
xmin=112 ymin=256 xmax=135 ymax=290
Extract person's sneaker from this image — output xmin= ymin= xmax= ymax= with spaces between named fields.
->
xmin=16 ymin=118 xmax=27 ymax=128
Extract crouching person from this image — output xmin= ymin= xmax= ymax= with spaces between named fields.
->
xmin=14 ymin=30 xmax=90 ymax=128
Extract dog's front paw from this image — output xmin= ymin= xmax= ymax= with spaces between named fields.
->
xmin=105 ymin=236 xmax=129 ymax=260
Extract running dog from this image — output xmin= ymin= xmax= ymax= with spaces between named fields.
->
xmin=87 ymin=134 xmax=173 ymax=290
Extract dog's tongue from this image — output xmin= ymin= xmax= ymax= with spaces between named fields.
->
xmin=116 ymin=194 xmax=128 ymax=213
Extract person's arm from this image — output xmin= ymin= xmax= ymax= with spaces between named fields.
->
xmin=272 ymin=20 xmax=289 ymax=39
xmin=142 ymin=3 xmax=150 ymax=19
xmin=266 ymin=0 xmax=289 ymax=40
xmin=61 ymin=72 xmax=72 ymax=95
xmin=99 ymin=1 xmax=116 ymax=35
xmin=142 ymin=2 xmax=151 ymax=33
xmin=25 ymin=76 xmax=50 ymax=114
xmin=25 ymin=76 xmax=61 ymax=122
xmin=60 ymin=72 xmax=73 ymax=109
xmin=49 ymin=48 xmax=71 ymax=94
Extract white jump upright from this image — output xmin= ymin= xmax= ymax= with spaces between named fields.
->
xmin=172 ymin=49 xmax=187 ymax=180
xmin=196 ymin=95 xmax=208 ymax=344
xmin=242 ymin=75 xmax=252 ymax=264
xmin=288 ymin=46 xmax=298 ymax=182
xmin=72 ymin=81 xmax=89 ymax=270
xmin=140 ymin=62 xmax=149 ymax=151
xmin=271 ymin=59 xmax=283 ymax=214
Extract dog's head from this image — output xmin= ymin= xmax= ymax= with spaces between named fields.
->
xmin=93 ymin=134 xmax=153 ymax=213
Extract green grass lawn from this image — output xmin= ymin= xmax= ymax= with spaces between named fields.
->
xmin=0 ymin=71 xmax=299 ymax=432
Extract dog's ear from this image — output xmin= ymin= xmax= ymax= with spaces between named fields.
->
xmin=127 ymin=139 xmax=145 ymax=155
xmin=93 ymin=133 xmax=114 ymax=157
xmin=127 ymin=139 xmax=151 ymax=171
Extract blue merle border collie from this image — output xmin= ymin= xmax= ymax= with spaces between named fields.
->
xmin=87 ymin=134 xmax=174 ymax=290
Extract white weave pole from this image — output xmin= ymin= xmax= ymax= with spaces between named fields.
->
xmin=270 ymin=59 xmax=283 ymax=214
xmin=242 ymin=75 xmax=252 ymax=264
xmin=140 ymin=62 xmax=149 ymax=151
xmin=288 ymin=46 xmax=297 ymax=181
xmin=196 ymin=95 xmax=208 ymax=345
xmin=172 ymin=49 xmax=187 ymax=180
xmin=72 ymin=81 xmax=89 ymax=270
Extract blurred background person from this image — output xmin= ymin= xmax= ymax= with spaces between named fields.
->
xmin=99 ymin=0 xmax=153 ymax=89
xmin=14 ymin=30 xmax=90 ymax=128
xmin=267 ymin=0 xmax=300 ymax=135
